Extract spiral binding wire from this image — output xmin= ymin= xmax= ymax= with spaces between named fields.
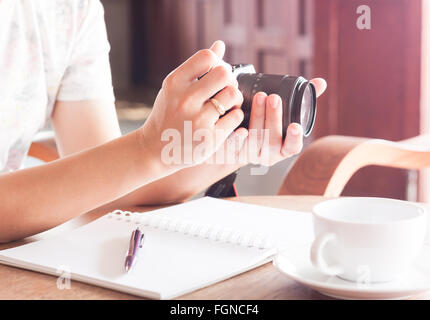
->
xmin=108 ymin=210 xmax=274 ymax=250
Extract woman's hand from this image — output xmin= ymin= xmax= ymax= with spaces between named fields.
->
xmin=212 ymin=79 xmax=327 ymax=168
xmin=105 ymin=41 xmax=327 ymax=206
xmin=141 ymin=41 xmax=244 ymax=172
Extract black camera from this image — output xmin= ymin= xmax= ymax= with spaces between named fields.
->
xmin=232 ymin=64 xmax=317 ymax=138
xmin=205 ymin=64 xmax=318 ymax=198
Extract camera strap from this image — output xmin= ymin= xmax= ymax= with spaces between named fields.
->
xmin=204 ymin=171 xmax=239 ymax=198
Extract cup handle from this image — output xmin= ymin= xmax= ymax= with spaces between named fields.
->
xmin=310 ymin=233 xmax=344 ymax=276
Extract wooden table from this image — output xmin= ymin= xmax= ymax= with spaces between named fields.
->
xmin=0 ymin=196 xmax=428 ymax=300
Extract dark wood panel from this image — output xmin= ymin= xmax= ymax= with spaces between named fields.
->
xmin=133 ymin=0 xmax=314 ymax=88
xmin=130 ymin=0 xmax=201 ymax=88
xmin=313 ymin=0 xmax=422 ymax=200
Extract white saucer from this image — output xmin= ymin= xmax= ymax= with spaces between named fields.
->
xmin=273 ymin=243 xmax=430 ymax=300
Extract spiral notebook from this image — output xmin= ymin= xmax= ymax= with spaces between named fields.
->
xmin=0 ymin=197 xmax=313 ymax=299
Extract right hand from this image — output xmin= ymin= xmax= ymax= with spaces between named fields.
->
xmin=141 ymin=41 xmax=244 ymax=171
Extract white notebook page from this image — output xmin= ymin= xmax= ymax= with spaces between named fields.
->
xmin=0 ymin=197 xmax=313 ymax=299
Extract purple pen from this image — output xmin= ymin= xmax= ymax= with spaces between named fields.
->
xmin=124 ymin=228 xmax=144 ymax=273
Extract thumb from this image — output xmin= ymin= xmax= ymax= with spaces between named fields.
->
xmin=310 ymin=78 xmax=327 ymax=98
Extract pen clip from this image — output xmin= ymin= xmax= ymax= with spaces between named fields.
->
xmin=138 ymin=231 xmax=144 ymax=248
xmin=128 ymin=228 xmax=144 ymax=255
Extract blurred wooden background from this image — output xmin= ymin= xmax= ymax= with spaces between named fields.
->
xmin=101 ymin=0 xmax=427 ymax=201
xmin=128 ymin=0 xmax=314 ymax=90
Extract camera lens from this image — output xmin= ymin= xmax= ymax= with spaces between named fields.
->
xmin=234 ymin=68 xmax=317 ymax=138
xmin=292 ymin=80 xmax=316 ymax=137
xmin=301 ymin=86 xmax=313 ymax=130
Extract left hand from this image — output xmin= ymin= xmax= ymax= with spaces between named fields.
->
xmin=208 ymin=41 xmax=327 ymax=167
xmin=228 ymin=79 xmax=326 ymax=166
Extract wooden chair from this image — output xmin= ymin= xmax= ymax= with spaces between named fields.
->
xmin=28 ymin=132 xmax=59 ymax=163
xmin=279 ymin=135 xmax=430 ymax=197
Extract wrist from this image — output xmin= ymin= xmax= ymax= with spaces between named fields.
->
xmin=133 ymin=128 xmax=177 ymax=179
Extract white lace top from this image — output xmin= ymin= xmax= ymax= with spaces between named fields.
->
xmin=0 ymin=0 xmax=115 ymax=172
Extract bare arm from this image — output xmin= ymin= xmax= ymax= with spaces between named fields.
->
xmin=50 ymin=42 xmax=327 ymax=207
xmin=0 ymin=44 xmax=244 ymax=242
xmin=0 ymin=129 xmax=165 ymax=243
xmin=50 ymin=102 xmax=241 ymax=209
xmin=49 ymin=99 xmax=240 ymax=207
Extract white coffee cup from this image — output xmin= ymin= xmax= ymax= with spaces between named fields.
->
xmin=311 ymin=197 xmax=427 ymax=283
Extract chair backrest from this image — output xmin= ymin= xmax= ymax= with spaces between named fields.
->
xmin=28 ymin=131 xmax=59 ymax=162
xmin=278 ymin=135 xmax=430 ymax=197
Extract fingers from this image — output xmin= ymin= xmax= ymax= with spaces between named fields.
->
xmin=281 ymin=123 xmax=303 ymax=157
xmin=261 ymin=94 xmax=283 ymax=161
xmin=310 ymin=78 xmax=327 ymax=98
xmin=208 ymin=41 xmax=231 ymax=73
xmin=249 ymin=92 xmax=267 ymax=131
xmin=247 ymin=92 xmax=267 ymax=161
xmin=164 ymin=41 xmax=228 ymax=86
xmin=168 ymin=48 xmax=220 ymax=84
xmin=209 ymin=41 xmax=231 ymax=71
xmin=224 ymin=127 xmax=249 ymax=164
xmin=264 ymin=94 xmax=283 ymax=139
xmin=209 ymin=40 xmax=226 ymax=59
xmin=203 ymin=85 xmax=243 ymax=124
xmin=214 ymin=108 xmax=244 ymax=144
xmin=188 ymin=64 xmax=237 ymax=105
